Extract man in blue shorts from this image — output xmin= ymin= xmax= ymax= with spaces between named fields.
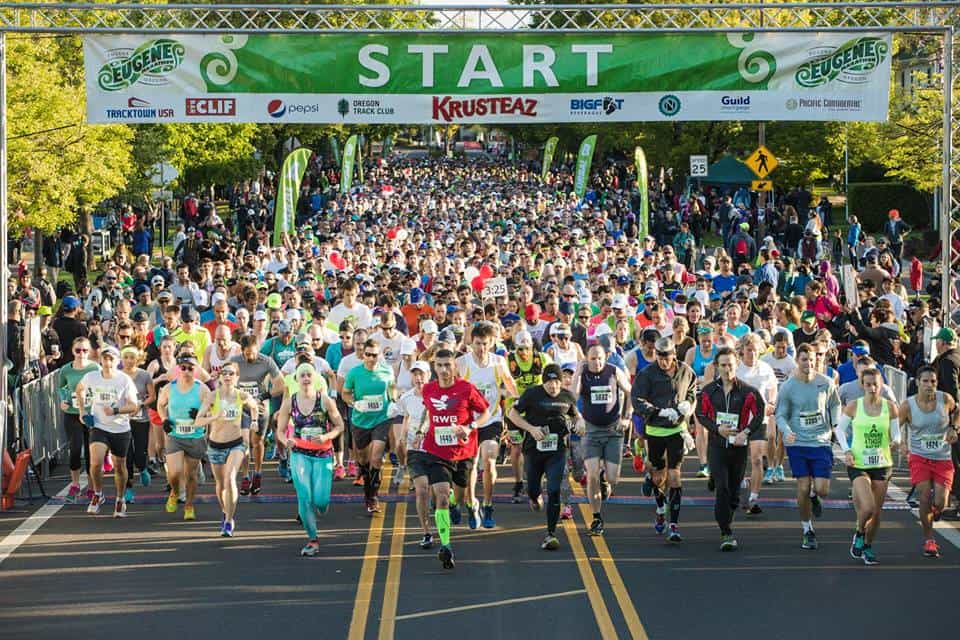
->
xmin=775 ymin=342 xmax=841 ymax=550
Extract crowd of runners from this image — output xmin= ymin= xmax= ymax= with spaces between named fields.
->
xmin=17 ymin=153 xmax=960 ymax=568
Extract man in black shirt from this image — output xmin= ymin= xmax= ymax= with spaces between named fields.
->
xmin=51 ymin=295 xmax=88 ymax=369
xmin=507 ymin=364 xmax=582 ymax=551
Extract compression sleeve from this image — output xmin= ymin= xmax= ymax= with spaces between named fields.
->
xmin=890 ymin=418 xmax=901 ymax=443
xmin=834 ymin=414 xmax=853 ymax=452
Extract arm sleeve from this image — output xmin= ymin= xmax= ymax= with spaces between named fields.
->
xmin=827 ymin=386 xmax=842 ymax=428
xmin=835 ymin=414 xmax=853 ymax=452
xmin=890 ymin=414 xmax=901 ymax=442
xmin=775 ymin=382 xmax=793 ymax=436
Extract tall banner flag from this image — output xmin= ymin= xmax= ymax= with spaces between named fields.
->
xmin=85 ymin=33 xmax=893 ymax=124
xmin=541 ymin=136 xmax=558 ymax=182
xmin=573 ymin=135 xmax=597 ymax=199
xmin=329 ymin=135 xmax=340 ymax=165
xmin=340 ymin=134 xmax=358 ymax=194
xmin=635 ymin=146 xmax=649 ymax=240
xmin=357 ymin=138 xmax=364 ymax=184
xmin=383 ymin=135 xmax=394 ymax=156
xmin=273 ymin=147 xmax=312 ymax=245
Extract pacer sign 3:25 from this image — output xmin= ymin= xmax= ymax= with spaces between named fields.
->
xmin=482 ymin=277 xmax=508 ymax=299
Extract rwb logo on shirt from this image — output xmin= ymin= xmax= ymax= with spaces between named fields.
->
xmin=429 ymin=395 xmax=450 ymax=411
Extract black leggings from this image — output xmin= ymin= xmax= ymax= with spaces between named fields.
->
xmin=64 ymin=412 xmax=90 ymax=475
xmin=708 ymin=444 xmax=749 ymax=535
xmin=525 ymin=449 xmax=565 ymax=535
xmin=125 ymin=420 xmax=150 ymax=478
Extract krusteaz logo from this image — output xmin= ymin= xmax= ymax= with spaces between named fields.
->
xmin=97 ymin=39 xmax=186 ymax=91
xmin=795 ymin=36 xmax=889 ymax=88
xmin=658 ymin=94 xmax=681 ymax=117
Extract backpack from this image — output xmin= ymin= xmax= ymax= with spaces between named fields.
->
xmin=734 ymin=237 xmax=748 ymax=257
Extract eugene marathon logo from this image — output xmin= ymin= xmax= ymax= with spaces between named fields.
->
xmin=795 ymin=36 xmax=889 ymax=88
xmin=570 ymin=96 xmax=623 ymax=116
xmin=97 ymin=39 xmax=185 ymax=91
xmin=432 ymin=96 xmax=537 ymax=122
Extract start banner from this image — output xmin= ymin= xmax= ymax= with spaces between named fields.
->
xmin=85 ymin=32 xmax=892 ymax=124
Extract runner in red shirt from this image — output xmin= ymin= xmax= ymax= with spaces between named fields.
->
xmin=421 ymin=348 xmax=490 ymax=569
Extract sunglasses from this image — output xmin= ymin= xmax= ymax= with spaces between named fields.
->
xmin=118 ymin=334 xmax=133 ymax=339
xmin=74 ymin=348 xmax=89 ymax=354
xmin=180 ymin=365 xmax=195 ymax=372
xmin=363 ymin=352 xmax=379 ymax=358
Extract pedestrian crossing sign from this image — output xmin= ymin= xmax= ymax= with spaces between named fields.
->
xmin=751 ymin=180 xmax=773 ymax=191
xmin=744 ymin=145 xmax=777 ymax=178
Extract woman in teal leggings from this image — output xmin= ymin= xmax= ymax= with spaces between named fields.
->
xmin=276 ymin=363 xmax=345 ymax=556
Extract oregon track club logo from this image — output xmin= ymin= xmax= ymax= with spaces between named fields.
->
xmin=795 ymin=36 xmax=889 ymax=88
xmin=658 ymin=94 xmax=681 ymax=117
xmin=97 ymin=39 xmax=186 ymax=91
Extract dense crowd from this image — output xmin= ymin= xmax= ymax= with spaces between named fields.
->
xmin=9 ymin=153 xmax=960 ymax=565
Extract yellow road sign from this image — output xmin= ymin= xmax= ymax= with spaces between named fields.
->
xmin=744 ymin=145 xmax=778 ymax=178
xmin=751 ymin=179 xmax=773 ymax=191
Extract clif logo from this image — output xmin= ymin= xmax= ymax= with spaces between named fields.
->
xmin=186 ymin=97 xmax=236 ymax=116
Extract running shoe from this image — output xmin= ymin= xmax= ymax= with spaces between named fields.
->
xmin=667 ymin=524 xmax=682 ymax=543
xmin=240 ymin=477 xmax=251 ymax=496
xmin=124 ymin=487 xmax=135 ymax=504
xmin=745 ymin=501 xmax=762 ymax=515
xmin=923 ymin=539 xmax=941 ymax=558
xmin=850 ymin=531 xmax=865 ymax=559
xmin=560 ymin=505 xmax=574 ymax=520
xmin=632 ymin=455 xmax=645 ymax=474
xmin=810 ymin=495 xmax=823 ymax=519
xmin=511 ymin=481 xmax=524 ymax=504
xmin=641 ymin=475 xmax=655 ymax=497
xmin=86 ymin=493 xmax=103 ymax=515
xmin=300 ymin=540 xmax=320 ymax=557
xmin=389 ymin=452 xmax=399 ymax=466
xmin=762 ymin=468 xmax=775 ymax=485
xmin=184 ymin=506 xmax=196 ymax=521
xmin=419 ymin=533 xmax=434 ymax=549
xmin=467 ymin=501 xmax=480 ymax=530
xmin=588 ymin=517 xmax=604 ymax=536
xmin=932 ymin=504 xmax=943 ymax=522
xmin=541 ymin=533 xmax=560 ymax=551
xmin=347 ymin=460 xmax=358 ymax=478
xmin=85 ymin=488 xmax=95 ymax=501
xmin=250 ymin=474 xmax=262 ymax=495
xmin=165 ymin=492 xmax=178 ymax=513
xmin=333 ymin=464 xmax=346 ymax=481
xmin=773 ymin=466 xmax=785 ymax=483
xmin=654 ymin=511 xmax=666 ymax=535
xmin=529 ymin=495 xmax=543 ymax=511
xmin=801 ymin=530 xmax=818 ymax=550
xmin=390 ymin=466 xmax=402 ymax=489
xmin=481 ymin=504 xmax=495 ymax=529
xmin=696 ymin=464 xmax=709 ymax=478
xmin=862 ymin=545 xmax=878 ymax=565
xmin=103 ymin=454 xmax=114 ymax=474
xmin=113 ymin=500 xmax=127 ymax=519
xmin=265 ymin=432 xmax=277 ymax=461
xmin=438 ymin=545 xmax=455 ymax=570
xmin=449 ymin=503 xmax=462 ymax=525
xmin=65 ymin=484 xmax=81 ymax=504
xmin=366 ymin=497 xmax=381 ymax=515
xmin=278 ymin=459 xmax=290 ymax=481
xmin=222 ymin=520 xmax=235 ymax=538
xmin=198 ymin=464 xmax=206 ymax=485
xmin=720 ymin=534 xmax=738 ymax=552
xmin=740 ymin=478 xmax=750 ymax=489
xmin=139 ymin=469 xmax=151 ymax=487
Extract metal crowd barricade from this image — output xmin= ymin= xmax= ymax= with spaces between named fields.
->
xmin=17 ymin=370 xmax=67 ymax=477
xmin=883 ymin=365 xmax=909 ymax=469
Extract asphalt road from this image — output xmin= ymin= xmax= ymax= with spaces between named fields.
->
xmin=1 ymin=453 xmax=957 ymax=640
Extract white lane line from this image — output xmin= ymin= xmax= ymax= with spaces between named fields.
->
xmin=0 ymin=476 xmax=84 ymax=565
xmin=886 ymin=482 xmax=960 ymax=550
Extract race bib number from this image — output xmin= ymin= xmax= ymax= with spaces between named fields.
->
xmin=590 ymin=386 xmax=612 ymax=405
xmin=223 ymin=405 xmax=242 ymax=421
xmin=508 ymin=430 xmax=525 ymax=445
xmin=356 ymin=396 xmax=384 ymax=413
xmin=862 ymin=448 xmax=889 ymax=467
xmin=536 ymin=433 xmax=559 ymax=452
xmin=921 ymin=438 xmax=944 ymax=452
xmin=238 ymin=382 xmax=259 ymax=393
xmin=174 ymin=419 xmax=201 ymax=437
xmin=717 ymin=411 xmax=740 ymax=445
xmin=799 ymin=412 xmax=822 ymax=429
xmin=300 ymin=427 xmax=324 ymax=440
xmin=434 ymin=426 xmax=457 ymax=447
xmin=94 ymin=387 xmax=117 ymax=404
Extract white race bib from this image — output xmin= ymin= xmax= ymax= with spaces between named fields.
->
xmin=799 ymin=411 xmax=823 ymax=429
xmin=434 ymin=426 xmax=457 ymax=447
xmin=921 ymin=438 xmax=944 ymax=452
xmin=174 ymin=419 xmax=200 ymax=436
xmin=536 ymin=433 xmax=559 ymax=452
xmin=717 ymin=411 xmax=740 ymax=445
xmin=590 ymin=386 xmax=612 ymax=405
xmin=356 ymin=396 xmax=385 ymax=413
xmin=300 ymin=427 xmax=324 ymax=440
xmin=862 ymin=448 xmax=889 ymax=467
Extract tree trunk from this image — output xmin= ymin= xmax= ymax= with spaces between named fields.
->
xmin=76 ymin=208 xmax=96 ymax=271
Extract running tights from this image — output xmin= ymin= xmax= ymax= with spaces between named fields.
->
xmin=291 ymin=452 xmax=334 ymax=540
xmin=63 ymin=413 xmax=90 ymax=475
xmin=525 ymin=450 xmax=565 ymax=534
xmin=125 ymin=420 xmax=150 ymax=478
xmin=358 ymin=463 xmax=382 ymax=499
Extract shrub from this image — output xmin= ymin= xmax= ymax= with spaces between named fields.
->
xmin=846 ymin=182 xmax=932 ymax=233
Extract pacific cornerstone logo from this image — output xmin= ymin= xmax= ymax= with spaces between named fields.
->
xmin=795 ymin=36 xmax=889 ymax=88
xmin=98 ymin=39 xmax=186 ymax=91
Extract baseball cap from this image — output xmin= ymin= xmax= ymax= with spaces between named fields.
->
xmin=277 ymin=319 xmax=292 ymax=334
xmin=37 ymin=305 xmax=52 ymax=317
xmin=157 ymin=290 xmax=173 ymax=302
xmin=253 ymin=309 xmax=267 ymax=321
xmin=420 ymin=319 xmax=439 ymax=334
xmin=800 ymin=310 xmax=817 ymax=323
xmin=409 ymin=287 xmax=425 ymax=304
xmin=501 ymin=313 xmax=521 ymax=327
xmin=525 ymin=303 xmax=541 ymax=322
xmin=211 ymin=292 xmax=227 ymax=306
xmin=181 ymin=307 xmax=199 ymax=322
xmin=134 ymin=284 xmax=150 ymax=297
xmin=851 ymin=341 xmax=871 ymax=356
xmin=285 ymin=308 xmax=302 ymax=321
xmin=400 ymin=338 xmax=417 ymax=356
xmin=176 ymin=354 xmax=199 ymax=367
xmin=410 ymin=360 xmax=431 ymax=376
xmin=935 ymin=327 xmax=957 ymax=342
xmin=266 ymin=293 xmax=282 ymax=310
xmin=654 ymin=337 xmax=675 ymax=354
xmin=560 ymin=362 xmax=577 ymax=373
xmin=542 ymin=364 xmax=563 ymax=382
xmin=61 ymin=295 xmax=80 ymax=311
xmin=739 ymin=222 xmax=750 ymax=231
xmin=611 ymin=294 xmax=629 ymax=310
xmin=151 ymin=275 xmax=165 ymax=287
xmin=641 ymin=328 xmax=661 ymax=343
xmin=514 ymin=330 xmax=534 ymax=348
xmin=616 ymin=274 xmax=631 ymax=286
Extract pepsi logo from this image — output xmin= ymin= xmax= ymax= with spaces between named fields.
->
xmin=267 ymin=99 xmax=286 ymax=118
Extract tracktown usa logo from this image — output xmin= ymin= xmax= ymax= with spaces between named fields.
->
xmin=186 ymin=97 xmax=236 ymax=116
xmin=658 ymin=94 xmax=681 ymax=117
xmin=432 ymin=96 xmax=537 ymax=122
xmin=104 ymin=97 xmax=174 ymax=120
xmin=97 ymin=39 xmax=185 ymax=91
xmin=795 ymin=36 xmax=889 ymax=87
xmin=569 ymin=97 xmax=624 ymax=116
xmin=267 ymin=99 xmax=319 ymax=118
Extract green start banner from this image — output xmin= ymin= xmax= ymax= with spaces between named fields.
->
xmin=85 ymin=32 xmax=892 ymax=124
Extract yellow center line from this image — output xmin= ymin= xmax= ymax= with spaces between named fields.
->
xmin=571 ymin=476 xmax=649 ymax=640
xmin=347 ymin=462 xmax=392 ymax=640
xmin=378 ymin=472 xmax=409 ymax=639
xmin=561 ymin=502 xmax=618 ymax=639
